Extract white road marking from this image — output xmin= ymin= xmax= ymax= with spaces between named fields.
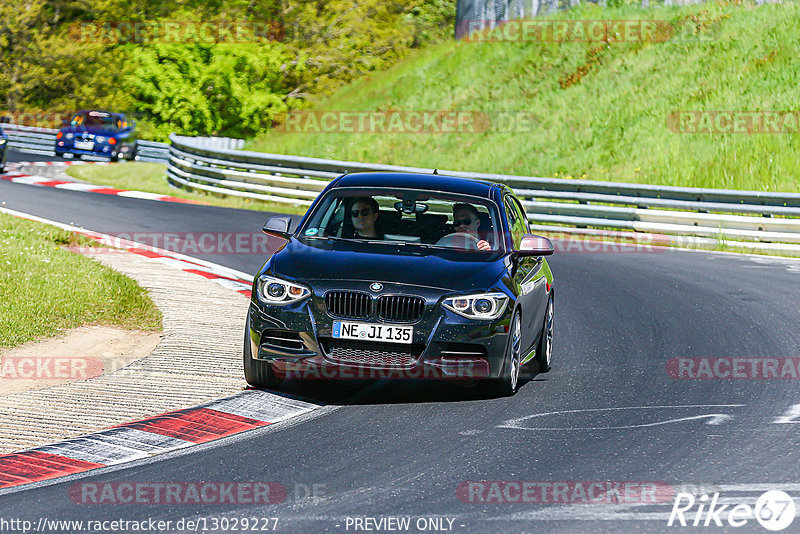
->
xmin=499 ymin=405 xmax=745 ymax=431
xmin=8 ymin=176 xmax=48 ymax=185
xmin=116 ymin=190 xmax=171 ymax=200
xmin=771 ymin=403 xmax=800 ymax=424
xmin=52 ymin=183 xmax=103 ymax=191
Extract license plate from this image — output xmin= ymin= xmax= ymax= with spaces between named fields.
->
xmin=74 ymin=141 xmax=94 ymax=150
xmin=332 ymin=321 xmax=413 ymax=344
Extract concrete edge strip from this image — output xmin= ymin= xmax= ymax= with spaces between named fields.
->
xmin=2 ymin=161 xmax=202 ymax=205
xmin=0 ymin=390 xmax=318 ymax=490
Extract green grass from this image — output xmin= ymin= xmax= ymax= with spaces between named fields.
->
xmin=247 ymin=1 xmax=800 ymax=192
xmin=0 ymin=213 xmax=162 ymax=349
xmin=65 ymin=162 xmax=307 ymax=214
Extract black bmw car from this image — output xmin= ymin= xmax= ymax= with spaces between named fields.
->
xmin=55 ymin=110 xmax=138 ymax=161
xmin=246 ymin=172 xmax=554 ymax=396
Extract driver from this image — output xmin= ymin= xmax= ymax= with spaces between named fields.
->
xmin=349 ymin=197 xmax=383 ymax=239
xmin=452 ymin=203 xmax=491 ymax=251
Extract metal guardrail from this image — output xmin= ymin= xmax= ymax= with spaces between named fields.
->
xmin=1 ymin=123 xmax=57 ymax=156
xmin=4 ymin=123 xmax=798 ymax=252
xmin=167 ymin=134 xmax=800 ymax=252
xmin=136 ymin=140 xmax=170 ymax=163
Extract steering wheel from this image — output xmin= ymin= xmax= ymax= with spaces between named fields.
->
xmin=435 ymin=232 xmax=480 ymax=250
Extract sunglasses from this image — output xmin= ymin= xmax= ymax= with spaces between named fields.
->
xmin=453 ymin=217 xmax=474 ymax=227
xmin=351 ymin=208 xmax=372 ymax=218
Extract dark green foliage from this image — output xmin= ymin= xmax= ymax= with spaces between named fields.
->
xmin=0 ymin=0 xmax=456 ymax=139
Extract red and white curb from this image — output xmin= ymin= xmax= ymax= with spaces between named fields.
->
xmin=0 ymin=207 xmax=316 ymax=490
xmin=0 ymin=390 xmax=316 ymax=490
xmin=1 ymin=161 xmax=202 ymax=205
xmin=4 ymin=161 xmax=88 ymax=171
xmin=0 ymin=207 xmax=253 ymax=297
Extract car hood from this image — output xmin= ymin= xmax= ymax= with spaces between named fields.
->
xmin=269 ymin=237 xmax=508 ymax=292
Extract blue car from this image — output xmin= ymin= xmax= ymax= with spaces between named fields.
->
xmin=0 ymin=125 xmax=7 ymax=173
xmin=55 ymin=110 xmax=138 ymax=161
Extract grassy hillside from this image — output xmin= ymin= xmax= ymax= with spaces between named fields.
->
xmin=248 ymin=1 xmax=800 ymax=192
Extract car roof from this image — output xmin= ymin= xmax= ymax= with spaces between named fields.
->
xmin=332 ymin=172 xmax=499 ymax=198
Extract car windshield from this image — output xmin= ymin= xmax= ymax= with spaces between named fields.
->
xmin=300 ymin=188 xmax=503 ymax=252
xmin=70 ymin=112 xmax=123 ymax=131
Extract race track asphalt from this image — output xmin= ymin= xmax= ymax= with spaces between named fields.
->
xmin=1 ymin=150 xmax=799 ymax=533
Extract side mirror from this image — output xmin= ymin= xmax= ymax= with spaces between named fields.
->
xmin=515 ymin=234 xmax=554 ymax=256
xmin=262 ymin=216 xmax=292 ymax=239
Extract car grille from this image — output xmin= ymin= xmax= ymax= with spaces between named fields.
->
xmin=377 ymin=295 xmax=425 ymax=323
xmin=326 ymin=340 xmax=415 ymax=368
xmin=325 ymin=291 xmax=371 ymax=319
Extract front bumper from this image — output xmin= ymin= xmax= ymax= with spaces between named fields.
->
xmin=248 ymin=283 xmax=512 ymax=381
xmin=56 ymin=143 xmax=121 ymax=158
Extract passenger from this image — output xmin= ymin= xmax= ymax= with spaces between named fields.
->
xmin=452 ymin=203 xmax=491 ymax=251
xmin=349 ymin=197 xmax=383 ymax=239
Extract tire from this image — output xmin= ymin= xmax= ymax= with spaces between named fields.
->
xmin=490 ymin=311 xmax=522 ymax=396
xmin=243 ymin=321 xmax=282 ymax=389
xmin=535 ymin=295 xmax=554 ymax=374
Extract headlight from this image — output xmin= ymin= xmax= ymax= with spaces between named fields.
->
xmin=0 ymin=138 xmax=5 ymax=144
xmin=65 ymin=133 xmax=73 ymax=140
xmin=442 ymin=292 xmax=509 ymax=320
xmin=257 ymin=275 xmax=310 ymax=306
xmin=95 ymin=136 xmax=106 ymax=143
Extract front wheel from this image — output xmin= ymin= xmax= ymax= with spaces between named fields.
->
xmin=243 ymin=323 xmax=282 ymax=389
xmin=490 ymin=311 xmax=522 ymax=396
xmin=535 ymin=296 xmax=553 ymax=373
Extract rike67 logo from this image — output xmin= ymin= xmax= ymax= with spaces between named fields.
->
xmin=668 ymin=490 xmax=796 ymax=531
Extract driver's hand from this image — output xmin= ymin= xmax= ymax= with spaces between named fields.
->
xmin=477 ymin=240 xmax=491 ymax=251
